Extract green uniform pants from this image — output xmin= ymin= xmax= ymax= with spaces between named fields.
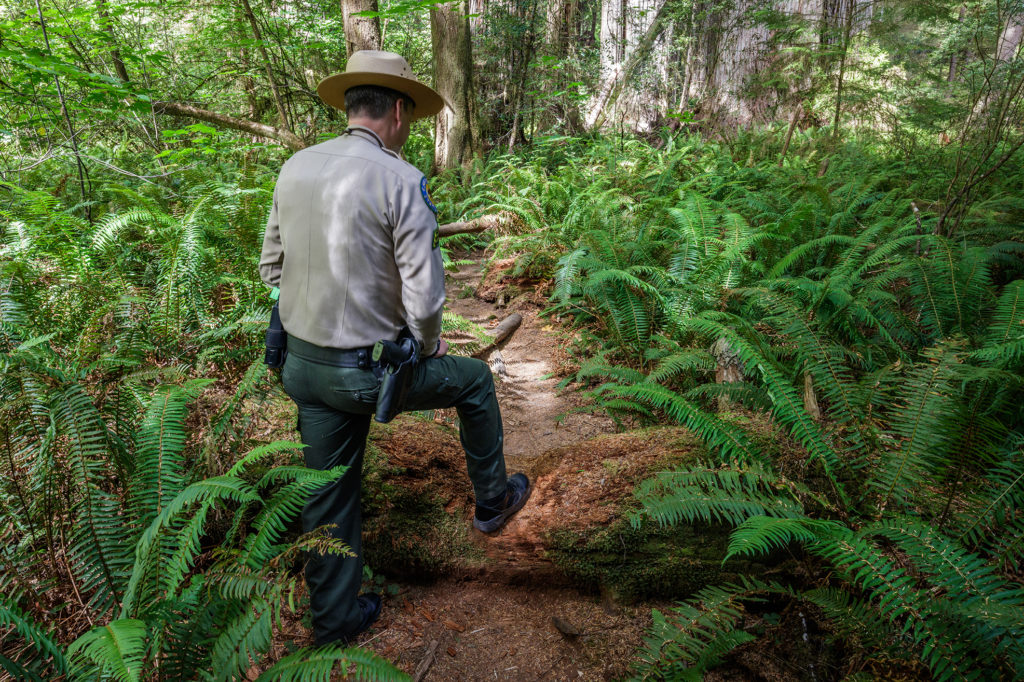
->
xmin=281 ymin=339 xmax=507 ymax=645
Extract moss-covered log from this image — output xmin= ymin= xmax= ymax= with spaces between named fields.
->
xmin=360 ymin=418 xmax=771 ymax=601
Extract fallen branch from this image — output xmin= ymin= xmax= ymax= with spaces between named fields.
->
xmin=438 ymin=213 xmax=511 ymax=238
xmin=152 ymin=101 xmax=307 ymax=151
xmin=471 ymin=313 xmax=522 ymax=359
xmin=413 ymin=639 xmax=439 ymax=682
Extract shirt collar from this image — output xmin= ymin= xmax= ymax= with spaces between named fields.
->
xmin=345 ymin=125 xmax=401 ymax=159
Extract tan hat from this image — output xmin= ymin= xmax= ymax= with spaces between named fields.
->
xmin=317 ymin=50 xmax=446 ymax=121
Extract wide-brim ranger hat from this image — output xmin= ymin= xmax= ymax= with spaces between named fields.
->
xmin=317 ymin=50 xmax=446 ymax=121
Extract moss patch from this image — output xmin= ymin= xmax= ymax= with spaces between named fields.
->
xmin=545 ymin=515 xmax=762 ymax=602
xmin=360 ymin=415 xmax=480 ymax=578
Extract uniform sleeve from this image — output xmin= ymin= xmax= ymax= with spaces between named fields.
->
xmin=392 ymin=175 xmax=445 ymax=355
xmin=259 ymin=183 xmax=283 ymax=288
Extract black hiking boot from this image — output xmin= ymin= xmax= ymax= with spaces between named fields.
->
xmin=318 ymin=593 xmax=382 ymax=647
xmin=473 ymin=473 xmax=532 ymax=533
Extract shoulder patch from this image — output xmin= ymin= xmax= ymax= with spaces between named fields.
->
xmin=420 ymin=177 xmax=438 ymax=215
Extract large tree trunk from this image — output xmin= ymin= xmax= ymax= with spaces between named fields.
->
xmin=587 ymin=0 xmax=670 ymax=131
xmin=341 ymin=0 xmax=382 ymax=57
xmin=996 ymin=12 xmax=1024 ymax=62
xmin=542 ymin=0 xmax=584 ymax=132
xmin=431 ymin=0 xmax=479 ymax=170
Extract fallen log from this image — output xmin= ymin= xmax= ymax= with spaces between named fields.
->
xmin=438 ymin=213 xmax=512 ymax=238
xmin=470 ymin=313 xmax=522 ymax=359
xmin=152 ymin=101 xmax=306 ymax=151
xmin=361 ymin=420 xmax=774 ymax=602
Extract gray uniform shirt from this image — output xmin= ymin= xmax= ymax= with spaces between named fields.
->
xmin=259 ymin=126 xmax=445 ymax=354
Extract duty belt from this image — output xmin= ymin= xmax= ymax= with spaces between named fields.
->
xmin=287 ymin=336 xmax=375 ymax=369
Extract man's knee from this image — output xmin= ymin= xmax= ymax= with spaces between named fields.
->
xmin=457 ymin=357 xmax=495 ymax=395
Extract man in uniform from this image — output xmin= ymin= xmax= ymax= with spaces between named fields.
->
xmin=258 ymin=51 xmax=531 ymax=646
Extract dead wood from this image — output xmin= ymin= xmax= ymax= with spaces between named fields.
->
xmin=152 ymin=101 xmax=306 ymax=151
xmin=438 ymin=213 xmax=512 ymax=237
xmin=470 ymin=313 xmax=522 ymax=359
xmin=413 ymin=639 xmax=439 ymax=682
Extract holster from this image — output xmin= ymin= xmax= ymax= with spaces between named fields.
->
xmin=373 ymin=334 xmax=420 ymax=424
xmin=264 ymin=302 xmax=288 ymax=368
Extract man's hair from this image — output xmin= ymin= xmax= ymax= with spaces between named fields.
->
xmin=344 ymin=85 xmax=415 ymax=119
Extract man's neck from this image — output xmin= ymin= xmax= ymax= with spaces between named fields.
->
xmin=348 ymin=117 xmax=401 ymax=153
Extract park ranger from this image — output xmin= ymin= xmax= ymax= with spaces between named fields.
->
xmin=258 ymin=50 xmax=531 ymax=647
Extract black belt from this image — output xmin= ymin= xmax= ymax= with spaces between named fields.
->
xmin=287 ymin=336 xmax=375 ymax=369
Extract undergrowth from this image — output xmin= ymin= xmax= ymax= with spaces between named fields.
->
xmin=3 ymin=124 xmax=1023 ymax=679
xmin=435 ymin=127 xmax=1024 ymax=680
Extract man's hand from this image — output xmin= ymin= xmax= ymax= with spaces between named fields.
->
xmin=433 ymin=339 xmax=449 ymax=358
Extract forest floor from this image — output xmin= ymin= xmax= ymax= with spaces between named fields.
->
xmin=261 ymin=253 xmax=658 ymax=681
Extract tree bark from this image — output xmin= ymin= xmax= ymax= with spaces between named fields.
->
xmin=587 ymin=0 xmax=670 ymax=131
xmin=996 ymin=13 xmax=1024 ymax=63
xmin=948 ymin=4 xmax=966 ymax=84
xmin=470 ymin=313 xmax=522 ymax=359
xmin=830 ymin=0 xmax=856 ymax=141
xmin=431 ymin=0 xmax=479 ymax=170
xmin=438 ymin=213 xmax=511 ymax=237
xmin=95 ymin=0 xmax=130 ymax=83
xmin=341 ymin=0 xmax=382 ymax=57
xmin=152 ymin=101 xmax=306 ymax=150
xmin=778 ymin=105 xmax=802 ymax=166
xmin=364 ymin=421 xmax=771 ymax=596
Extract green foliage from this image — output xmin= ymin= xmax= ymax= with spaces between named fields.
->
xmin=0 ymin=168 xmax=402 ymax=679
xmin=460 ymin=130 xmax=1024 ymax=678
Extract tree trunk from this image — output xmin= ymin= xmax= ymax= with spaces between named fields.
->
xmin=996 ymin=13 xmax=1024 ymax=63
xmin=238 ymin=0 xmax=292 ymax=133
xmin=341 ymin=0 xmax=382 ymax=57
xmin=587 ymin=0 xmax=670 ymax=131
xmin=431 ymin=0 xmax=479 ymax=170
xmin=830 ymin=0 xmax=856 ymax=141
xmin=95 ymin=0 xmax=130 ymax=83
xmin=948 ymin=4 xmax=966 ymax=84
xmin=778 ymin=105 xmax=802 ymax=166
xmin=541 ymin=0 xmax=583 ymax=132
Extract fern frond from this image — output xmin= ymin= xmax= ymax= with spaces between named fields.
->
xmin=605 ymin=383 xmax=763 ymax=463
xmin=68 ymin=618 xmax=147 ymax=682
xmin=683 ymin=314 xmax=847 ymax=500
xmin=634 ymin=461 xmax=807 ymax=528
xmin=872 ymin=343 xmax=961 ymax=512
xmin=725 ymin=515 xmax=842 ymax=560
xmin=255 ymin=644 xmax=409 ymax=681
xmin=0 ymin=596 xmax=67 ymax=676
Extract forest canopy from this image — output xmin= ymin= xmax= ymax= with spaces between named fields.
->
xmin=2 ymin=0 xmax=1024 ymax=680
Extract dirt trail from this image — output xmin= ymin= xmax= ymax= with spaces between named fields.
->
xmin=346 ymin=256 xmax=650 ymax=681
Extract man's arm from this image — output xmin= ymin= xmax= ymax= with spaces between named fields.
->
xmin=259 ymin=184 xmax=283 ymax=288
xmin=392 ymin=175 xmax=445 ymax=356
